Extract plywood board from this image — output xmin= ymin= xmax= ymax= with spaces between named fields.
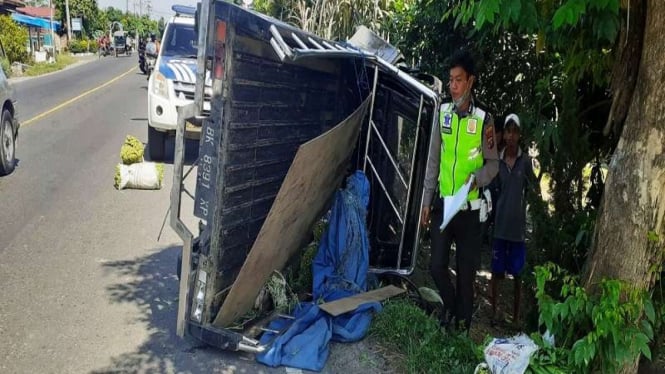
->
xmin=213 ymin=98 xmax=371 ymax=327
xmin=318 ymin=285 xmax=406 ymax=317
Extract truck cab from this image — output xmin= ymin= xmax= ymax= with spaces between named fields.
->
xmin=147 ymin=5 xmax=211 ymax=160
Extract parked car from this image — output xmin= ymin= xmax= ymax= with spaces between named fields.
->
xmin=0 ymin=40 xmax=19 ymax=175
xmin=147 ymin=5 xmax=210 ymax=160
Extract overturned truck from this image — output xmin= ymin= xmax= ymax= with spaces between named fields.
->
xmin=170 ymin=0 xmax=443 ymax=352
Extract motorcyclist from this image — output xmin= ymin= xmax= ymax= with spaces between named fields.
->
xmin=146 ymin=33 xmax=158 ymax=57
xmin=145 ymin=33 xmax=159 ymax=79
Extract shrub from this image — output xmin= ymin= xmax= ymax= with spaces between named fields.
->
xmin=0 ymin=15 xmax=29 ymax=63
xmin=1 ymin=58 xmax=10 ymax=77
xmin=68 ymin=39 xmax=98 ymax=54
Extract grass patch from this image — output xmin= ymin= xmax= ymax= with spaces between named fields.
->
xmin=24 ymin=54 xmax=77 ymax=77
xmin=370 ymin=299 xmax=483 ymax=373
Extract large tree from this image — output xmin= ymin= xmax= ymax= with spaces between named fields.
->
xmin=446 ymin=0 xmax=664 ymax=372
xmin=583 ymin=0 xmax=663 ymax=295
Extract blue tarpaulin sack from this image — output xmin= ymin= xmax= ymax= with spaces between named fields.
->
xmin=256 ymin=171 xmax=382 ymax=371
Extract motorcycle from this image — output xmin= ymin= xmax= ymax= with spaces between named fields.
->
xmin=145 ymin=53 xmax=157 ymax=79
xmin=98 ymin=44 xmax=111 ymax=58
xmin=138 ymin=41 xmax=147 ymax=74
xmin=145 ymin=41 xmax=158 ymax=79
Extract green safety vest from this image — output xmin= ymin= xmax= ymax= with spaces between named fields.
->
xmin=438 ymin=103 xmax=486 ymax=201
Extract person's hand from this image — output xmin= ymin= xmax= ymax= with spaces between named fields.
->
xmin=421 ymin=206 xmax=430 ymax=227
xmin=466 ymin=174 xmax=477 ymax=190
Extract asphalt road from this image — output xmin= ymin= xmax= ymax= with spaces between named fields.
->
xmin=0 ymin=56 xmax=385 ymax=373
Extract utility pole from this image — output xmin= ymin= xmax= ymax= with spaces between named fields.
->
xmin=65 ymin=0 xmax=72 ymax=41
xmin=49 ymin=0 xmax=56 ymax=61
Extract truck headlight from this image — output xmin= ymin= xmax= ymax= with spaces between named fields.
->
xmin=152 ymin=72 xmax=169 ymax=99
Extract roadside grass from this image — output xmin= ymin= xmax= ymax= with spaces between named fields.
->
xmin=24 ymin=54 xmax=77 ymax=77
xmin=370 ymin=298 xmax=483 ymax=373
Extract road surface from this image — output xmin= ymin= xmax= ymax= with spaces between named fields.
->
xmin=0 ymin=56 xmax=385 ymax=373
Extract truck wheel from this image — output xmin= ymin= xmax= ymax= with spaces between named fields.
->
xmin=0 ymin=109 xmax=16 ymax=175
xmin=148 ymin=126 xmax=166 ymax=161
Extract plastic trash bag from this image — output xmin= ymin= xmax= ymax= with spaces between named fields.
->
xmin=483 ymin=334 xmax=538 ymax=374
xmin=114 ymin=162 xmax=164 ymax=190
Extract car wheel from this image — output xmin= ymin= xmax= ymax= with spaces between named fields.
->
xmin=0 ymin=109 xmax=16 ymax=175
xmin=148 ymin=126 xmax=166 ymax=161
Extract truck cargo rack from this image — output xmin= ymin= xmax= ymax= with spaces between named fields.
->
xmin=169 ymin=0 xmax=442 ymax=352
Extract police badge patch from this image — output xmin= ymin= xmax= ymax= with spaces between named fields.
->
xmin=467 ymin=119 xmax=477 ymax=134
xmin=441 ymin=113 xmax=453 ymax=134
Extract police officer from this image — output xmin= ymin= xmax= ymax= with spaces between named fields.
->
xmin=421 ymin=50 xmax=499 ymax=331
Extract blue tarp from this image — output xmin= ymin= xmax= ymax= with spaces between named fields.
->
xmin=256 ymin=171 xmax=382 ymax=372
xmin=11 ymin=13 xmax=61 ymax=31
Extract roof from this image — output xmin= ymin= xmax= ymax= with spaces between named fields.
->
xmin=11 ymin=12 xmax=60 ymax=30
xmin=0 ymin=0 xmax=25 ymax=7
xmin=16 ymin=6 xmax=53 ymax=18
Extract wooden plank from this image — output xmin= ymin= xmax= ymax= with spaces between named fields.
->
xmin=318 ymin=285 xmax=406 ymax=317
xmin=213 ymin=98 xmax=371 ymax=327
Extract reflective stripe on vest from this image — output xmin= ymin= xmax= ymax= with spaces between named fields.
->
xmin=438 ymin=103 xmax=485 ymax=201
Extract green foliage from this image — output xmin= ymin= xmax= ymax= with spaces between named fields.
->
xmin=253 ymin=0 xmax=395 ymax=40
xmin=0 ymin=16 xmax=30 ymax=64
xmin=533 ymin=263 xmax=655 ymax=373
xmin=1 ymin=58 xmax=10 ymax=77
xmin=156 ymin=163 xmax=164 ymax=185
xmin=24 ymin=54 xmax=77 ymax=76
xmin=114 ymin=164 xmax=122 ymax=189
xmin=370 ymin=299 xmax=482 ymax=373
xmin=120 ymin=135 xmax=144 ymax=165
xmin=286 ymin=219 xmax=327 ymax=296
xmin=67 ymin=39 xmax=98 ymax=53
xmin=55 ymin=0 xmax=99 ymax=36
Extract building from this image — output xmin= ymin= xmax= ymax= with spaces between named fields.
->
xmin=0 ymin=0 xmax=25 ymax=15
xmin=12 ymin=5 xmax=60 ymax=56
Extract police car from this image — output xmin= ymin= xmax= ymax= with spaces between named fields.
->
xmin=147 ymin=5 xmax=211 ymax=160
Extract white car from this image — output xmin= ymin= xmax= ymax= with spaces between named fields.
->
xmin=147 ymin=6 xmax=211 ymax=160
xmin=0 ymin=40 xmax=19 ymax=175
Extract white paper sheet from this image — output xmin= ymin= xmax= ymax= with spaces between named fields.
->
xmin=439 ymin=175 xmax=475 ymax=231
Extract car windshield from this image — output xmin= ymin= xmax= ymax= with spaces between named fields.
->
xmin=161 ymin=23 xmax=196 ymax=57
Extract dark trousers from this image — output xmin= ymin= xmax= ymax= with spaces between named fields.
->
xmin=429 ymin=197 xmax=482 ymax=330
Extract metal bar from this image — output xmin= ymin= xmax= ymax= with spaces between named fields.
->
xmin=322 ymin=41 xmax=338 ymax=50
xmin=396 ymin=95 xmax=424 ymax=270
xmin=171 ymin=103 xmax=198 ymax=337
xmin=269 ymin=38 xmax=286 ymax=61
xmin=363 ymin=66 xmax=380 ymax=173
xmin=288 ymin=49 xmax=437 ymax=102
xmin=193 ymin=0 xmax=211 ymax=114
xmin=370 ymin=120 xmax=408 ymax=189
xmin=242 ymin=336 xmax=260 ymax=346
xmin=238 ymin=342 xmax=267 ymax=353
xmin=291 ymin=32 xmax=307 ymax=49
xmin=307 ymin=37 xmax=325 ymax=50
xmin=260 ymin=327 xmax=281 ymax=334
xmin=183 ymin=158 xmax=198 ymax=180
xmin=269 ymin=25 xmax=293 ymax=58
xmin=366 ymin=157 xmax=404 ymax=225
xmin=183 ymin=187 xmax=195 ymax=200
xmin=406 ymin=110 xmax=440 ymax=276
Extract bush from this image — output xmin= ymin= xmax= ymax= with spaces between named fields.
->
xmin=67 ymin=39 xmax=98 ymax=54
xmin=370 ymin=299 xmax=482 ymax=373
xmin=1 ymin=58 xmax=10 ymax=77
xmin=0 ymin=15 xmax=29 ymax=63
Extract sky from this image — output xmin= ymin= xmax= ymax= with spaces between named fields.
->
xmin=97 ymin=0 xmax=198 ymax=20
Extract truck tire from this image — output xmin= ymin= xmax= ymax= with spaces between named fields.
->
xmin=148 ymin=126 xmax=166 ymax=161
xmin=0 ymin=109 xmax=16 ymax=176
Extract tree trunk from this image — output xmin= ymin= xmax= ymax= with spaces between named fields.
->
xmin=584 ymin=1 xmax=665 ymax=371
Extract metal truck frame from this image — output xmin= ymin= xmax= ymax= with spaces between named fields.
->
xmin=170 ymin=0 xmax=442 ymax=353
